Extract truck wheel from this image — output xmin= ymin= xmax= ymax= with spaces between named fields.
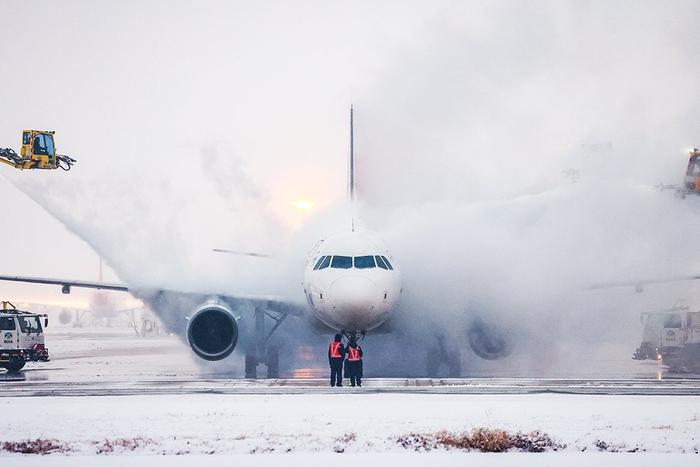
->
xmin=5 ymin=359 xmax=26 ymax=373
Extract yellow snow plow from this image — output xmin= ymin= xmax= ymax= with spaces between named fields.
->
xmin=1 ymin=130 xmax=76 ymax=171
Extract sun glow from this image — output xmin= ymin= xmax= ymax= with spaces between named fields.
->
xmin=291 ymin=199 xmax=315 ymax=211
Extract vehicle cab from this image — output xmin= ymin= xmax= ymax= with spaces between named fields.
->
xmin=0 ymin=302 xmax=49 ymax=372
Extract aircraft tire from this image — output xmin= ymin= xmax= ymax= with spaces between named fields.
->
xmin=426 ymin=348 xmax=440 ymax=378
xmin=245 ymin=352 xmax=257 ymax=378
xmin=266 ymin=345 xmax=279 ymax=379
xmin=447 ymin=352 xmax=461 ymax=378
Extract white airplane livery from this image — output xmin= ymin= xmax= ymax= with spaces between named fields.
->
xmin=303 ymin=230 xmax=401 ymax=333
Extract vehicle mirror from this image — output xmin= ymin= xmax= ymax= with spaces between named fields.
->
xmin=44 ymin=318 xmax=49 ymax=328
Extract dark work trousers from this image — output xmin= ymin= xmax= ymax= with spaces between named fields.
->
xmin=346 ymin=361 xmax=362 ymax=386
xmin=330 ymin=359 xmax=344 ymax=386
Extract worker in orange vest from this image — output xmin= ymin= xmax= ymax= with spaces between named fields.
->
xmin=328 ymin=333 xmax=346 ymax=387
xmin=344 ymin=338 xmax=363 ymax=387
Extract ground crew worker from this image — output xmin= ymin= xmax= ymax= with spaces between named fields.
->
xmin=328 ymin=333 xmax=345 ymax=387
xmin=344 ymin=338 xmax=363 ymax=387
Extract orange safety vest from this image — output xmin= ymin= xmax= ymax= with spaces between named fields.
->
xmin=329 ymin=341 xmax=342 ymax=358
xmin=347 ymin=346 xmax=361 ymax=362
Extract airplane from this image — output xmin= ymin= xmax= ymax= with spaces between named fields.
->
xmin=0 ymin=107 xmax=407 ymax=378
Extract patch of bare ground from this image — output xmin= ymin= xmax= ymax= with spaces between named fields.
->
xmin=93 ymin=437 xmax=155 ymax=454
xmin=1 ymin=439 xmax=71 ymax=454
xmin=397 ymin=428 xmax=563 ymax=453
xmin=592 ymin=439 xmax=643 ymax=453
xmin=333 ymin=432 xmax=357 ymax=453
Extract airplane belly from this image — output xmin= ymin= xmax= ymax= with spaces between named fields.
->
xmin=311 ymin=298 xmax=394 ymax=332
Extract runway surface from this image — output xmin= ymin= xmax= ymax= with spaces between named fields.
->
xmin=2 ymin=376 xmax=700 ymax=397
xmin=2 ymin=327 xmax=700 ymax=396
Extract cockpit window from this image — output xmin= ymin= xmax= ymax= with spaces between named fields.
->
xmin=354 ymin=255 xmax=376 ymax=269
xmin=380 ymin=255 xmax=394 ymax=270
xmin=318 ymin=255 xmax=331 ymax=270
xmin=331 ymin=256 xmax=352 ymax=269
xmin=375 ymin=255 xmax=388 ymax=270
xmin=313 ymin=256 xmax=326 ymax=270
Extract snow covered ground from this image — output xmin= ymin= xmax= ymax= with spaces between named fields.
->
xmin=1 ymin=452 xmax=699 ymax=467
xmin=0 ymin=392 xmax=698 ymax=463
xmin=2 ymin=325 xmax=699 ymax=464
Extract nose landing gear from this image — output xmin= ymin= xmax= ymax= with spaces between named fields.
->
xmin=342 ymin=330 xmax=365 ymax=343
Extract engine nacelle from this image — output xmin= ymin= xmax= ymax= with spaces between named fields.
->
xmin=186 ymin=302 xmax=239 ymax=361
xmin=467 ymin=319 xmax=513 ymax=360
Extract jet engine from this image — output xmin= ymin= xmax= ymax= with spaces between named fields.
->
xmin=467 ymin=318 xmax=513 ymax=360
xmin=186 ymin=302 xmax=239 ymax=361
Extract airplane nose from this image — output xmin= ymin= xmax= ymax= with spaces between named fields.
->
xmin=329 ymin=275 xmax=378 ymax=312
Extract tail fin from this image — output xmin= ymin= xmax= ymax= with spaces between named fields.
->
xmin=348 ymin=106 xmax=356 ymax=231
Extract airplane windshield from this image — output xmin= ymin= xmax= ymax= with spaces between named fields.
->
xmin=318 ymin=255 xmax=331 ymax=270
xmin=380 ymin=255 xmax=394 ymax=270
xmin=331 ymin=256 xmax=352 ymax=269
xmin=354 ymin=256 xmax=376 ymax=269
xmin=313 ymin=256 xmax=326 ymax=270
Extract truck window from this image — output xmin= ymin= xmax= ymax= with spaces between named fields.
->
xmin=18 ymin=316 xmax=42 ymax=333
xmin=663 ymin=314 xmax=682 ymax=329
xmin=687 ymin=157 xmax=700 ymax=176
xmin=0 ymin=317 xmax=16 ymax=330
xmin=44 ymin=134 xmax=55 ymax=157
xmin=33 ymin=134 xmax=48 ymax=155
xmin=689 ymin=313 xmax=700 ymax=328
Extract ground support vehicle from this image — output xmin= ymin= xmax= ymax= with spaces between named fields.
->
xmin=634 ymin=304 xmax=700 ymax=372
xmin=0 ymin=302 xmax=49 ymax=372
xmin=0 ymin=130 xmax=75 ymax=170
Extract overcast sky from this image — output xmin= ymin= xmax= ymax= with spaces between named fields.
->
xmin=1 ymin=0 xmax=698 ymax=313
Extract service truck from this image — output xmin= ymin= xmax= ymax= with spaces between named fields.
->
xmin=0 ymin=302 xmax=49 ymax=372
xmin=634 ymin=303 xmax=700 ymax=372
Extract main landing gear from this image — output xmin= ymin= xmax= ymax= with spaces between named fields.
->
xmin=427 ymin=334 xmax=461 ymax=378
xmin=244 ymin=306 xmax=287 ymax=379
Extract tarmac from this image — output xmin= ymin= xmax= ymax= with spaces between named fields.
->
xmin=2 ymin=327 xmax=700 ymax=397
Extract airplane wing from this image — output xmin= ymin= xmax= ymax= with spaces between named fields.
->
xmin=0 ymin=275 xmax=306 ymax=316
xmin=588 ymin=274 xmax=700 ymax=292
xmin=0 ymin=275 xmax=129 ymax=292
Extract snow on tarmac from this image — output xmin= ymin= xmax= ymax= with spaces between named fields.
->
xmin=0 ymin=393 xmax=698 ymax=460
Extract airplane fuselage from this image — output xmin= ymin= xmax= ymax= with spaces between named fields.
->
xmin=302 ymin=230 xmax=401 ymax=332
